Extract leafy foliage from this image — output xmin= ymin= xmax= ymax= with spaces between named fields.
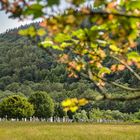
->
xmin=0 ymin=0 xmax=140 ymax=112
xmin=0 ymin=95 xmax=34 ymax=119
xmin=29 ymin=91 xmax=54 ymax=118
xmin=89 ymin=108 xmax=133 ymax=121
xmin=61 ymin=98 xmax=88 ymax=112
xmin=73 ymin=110 xmax=88 ymax=122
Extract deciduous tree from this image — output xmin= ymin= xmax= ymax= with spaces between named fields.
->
xmin=0 ymin=95 xmax=34 ymax=119
xmin=29 ymin=92 xmax=54 ymax=118
xmin=1 ymin=0 xmax=140 ymax=111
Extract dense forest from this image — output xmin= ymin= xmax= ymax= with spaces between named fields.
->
xmin=0 ymin=24 xmax=140 ymax=119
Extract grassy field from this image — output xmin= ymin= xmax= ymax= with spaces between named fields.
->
xmin=0 ymin=122 xmax=139 ymax=140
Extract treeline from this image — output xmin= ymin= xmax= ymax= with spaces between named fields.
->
xmin=0 ymin=24 xmax=140 ymax=117
xmin=0 ymin=93 xmax=140 ymax=123
xmin=0 ymin=92 xmax=54 ymax=119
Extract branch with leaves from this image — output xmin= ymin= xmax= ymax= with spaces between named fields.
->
xmin=1 ymin=0 xmax=140 ymax=111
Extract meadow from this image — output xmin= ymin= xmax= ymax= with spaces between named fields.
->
xmin=0 ymin=122 xmax=139 ymax=140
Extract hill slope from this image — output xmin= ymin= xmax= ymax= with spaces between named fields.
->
xmin=0 ymin=26 xmax=140 ymax=113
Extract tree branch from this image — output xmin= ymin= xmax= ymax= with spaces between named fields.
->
xmin=105 ymin=94 xmax=140 ymax=101
xmin=111 ymin=55 xmax=140 ymax=81
xmin=80 ymin=72 xmax=106 ymax=94
xmin=86 ymin=93 xmax=140 ymax=101
xmin=90 ymin=9 xmax=140 ymax=19
xmin=108 ymin=81 xmax=140 ymax=91
xmin=80 ymin=69 xmax=140 ymax=92
xmin=92 ymin=71 xmax=140 ymax=92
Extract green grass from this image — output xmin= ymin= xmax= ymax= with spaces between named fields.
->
xmin=0 ymin=122 xmax=140 ymax=140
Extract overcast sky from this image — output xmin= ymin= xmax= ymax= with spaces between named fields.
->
xmin=0 ymin=11 xmax=34 ymax=33
xmin=1 ymin=0 xmax=118 ymax=33
xmin=0 ymin=0 xmax=69 ymax=33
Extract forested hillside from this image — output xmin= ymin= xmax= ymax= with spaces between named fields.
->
xmin=0 ymin=27 xmax=94 ymax=100
xmin=0 ymin=26 xmax=140 ymax=114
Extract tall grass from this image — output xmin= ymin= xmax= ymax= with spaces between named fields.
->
xmin=0 ymin=122 xmax=139 ymax=140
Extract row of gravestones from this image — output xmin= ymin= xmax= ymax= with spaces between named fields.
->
xmin=0 ymin=117 xmax=124 ymax=123
xmin=0 ymin=117 xmax=73 ymax=122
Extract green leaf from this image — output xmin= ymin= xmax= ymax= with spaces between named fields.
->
xmin=18 ymin=26 xmax=36 ymax=37
xmin=94 ymin=0 xmax=107 ymax=7
xmin=91 ymin=24 xmax=107 ymax=31
xmin=54 ymin=33 xmax=71 ymax=43
xmin=37 ymin=28 xmax=46 ymax=36
xmin=47 ymin=0 xmax=60 ymax=6
xmin=127 ymin=52 xmax=140 ymax=62
xmin=91 ymin=43 xmax=98 ymax=49
xmin=109 ymin=45 xmax=120 ymax=52
xmin=128 ymin=30 xmax=138 ymax=40
xmin=23 ymin=4 xmax=44 ymax=19
xmin=71 ymin=0 xmax=85 ymax=6
xmin=52 ymin=45 xmax=63 ymax=51
xmin=72 ymin=29 xmax=86 ymax=40
xmin=40 ymin=40 xmax=63 ymax=51
xmin=18 ymin=29 xmax=28 ymax=36
xmin=126 ymin=1 xmax=140 ymax=10
xmin=28 ymin=26 xmax=36 ymax=37
xmin=61 ymin=42 xmax=73 ymax=48
xmin=98 ymin=67 xmax=111 ymax=76
xmin=40 ymin=40 xmax=53 ymax=48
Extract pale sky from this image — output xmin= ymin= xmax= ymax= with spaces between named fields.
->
xmin=0 ymin=0 xmax=118 ymax=33
xmin=0 ymin=11 xmax=33 ymax=33
xmin=0 ymin=0 xmax=68 ymax=33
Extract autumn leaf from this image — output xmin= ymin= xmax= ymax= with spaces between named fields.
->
xmin=117 ymin=64 xmax=125 ymax=71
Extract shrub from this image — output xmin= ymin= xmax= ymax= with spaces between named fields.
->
xmin=29 ymin=91 xmax=54 ymax=118
xmin=54 ymin=103 xmax=66 ymax=118
xmin=89 ymin=108 xmax=133 ymax=121
xmin=0 ymin=95 xmax=34 ymax=119
xmin=73 ymin=110 xmax=88 ymax=122
xmin=134 ymin=110 xmax=140 ymax=120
